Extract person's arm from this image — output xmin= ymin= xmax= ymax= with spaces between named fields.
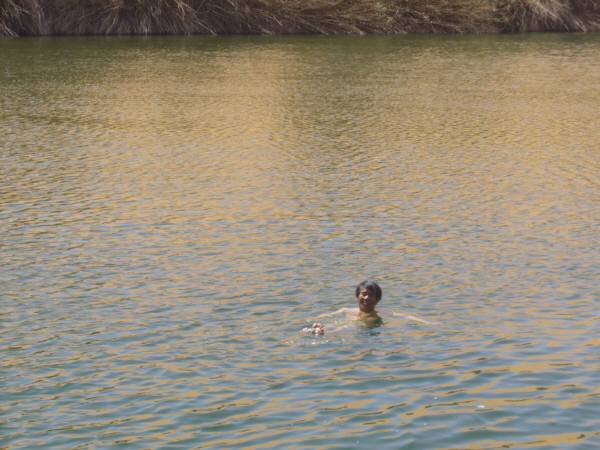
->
xmin=302 ymin=321 xmax=352 ymax=335
xmin=317 ymin=307 xmax=355 ymax=319
xmin=391 ymin=311 xmax=435 ymax=325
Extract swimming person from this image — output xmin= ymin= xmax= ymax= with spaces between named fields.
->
xmin=304 ymin=280 xmax=432 ymax=335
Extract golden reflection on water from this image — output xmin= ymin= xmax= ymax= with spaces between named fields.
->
xmin=74 ymin=37 xmax=600 ymax=233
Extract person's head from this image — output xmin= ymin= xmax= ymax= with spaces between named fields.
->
xmin=355 ymin=280 xmax=382 ymax=314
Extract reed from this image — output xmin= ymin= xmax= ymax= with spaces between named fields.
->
xmin=1 ymin=0 xmax=599 ymax=36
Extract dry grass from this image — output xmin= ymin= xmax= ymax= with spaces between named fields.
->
xmin=495 ymin=0 xmax=592 ymax=31
xmin=0 ymin=0 xmax=43 ymax=36
xmin=274 ymin=0 xmax=497 ymax=34
xmin=1 ymin=0 xmax=599 ymax=36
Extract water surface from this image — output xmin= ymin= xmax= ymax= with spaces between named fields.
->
xmin=1 ymin=34 xmax=599 ymax=449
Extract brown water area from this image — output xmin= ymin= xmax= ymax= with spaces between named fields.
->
xmin=1 ymin=34 xmax=599 ymax=449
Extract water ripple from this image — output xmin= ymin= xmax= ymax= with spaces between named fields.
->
xmin=1 ymin=35 xmax=600 ymax=449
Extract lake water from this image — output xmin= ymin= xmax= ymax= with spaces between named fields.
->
xmin=1 ymin=34 xmax=599 ymax=449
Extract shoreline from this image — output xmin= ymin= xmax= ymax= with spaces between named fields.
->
xmin=2 ymin=1 xmax=600 ymax=37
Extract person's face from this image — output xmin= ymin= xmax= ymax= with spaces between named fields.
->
xmin=356 ymin=287 xmax=378 ymax=313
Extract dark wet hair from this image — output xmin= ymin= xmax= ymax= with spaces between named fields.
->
xmin=355 ymin=280 xmax=382 ymax=302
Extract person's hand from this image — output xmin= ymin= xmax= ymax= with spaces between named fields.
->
xmin=311 ymin=322 xmax=325 ymax=335
xmin=303 ymin=322 xmax=325 ymax=335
